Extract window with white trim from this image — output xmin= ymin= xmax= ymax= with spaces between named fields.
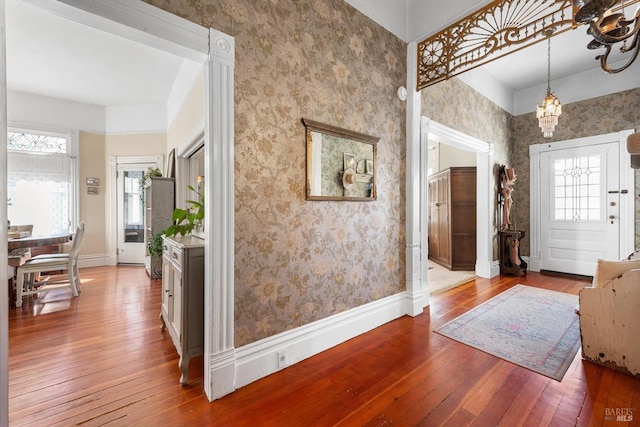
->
xmin=7 ymin=128 xmax=79 ymax=235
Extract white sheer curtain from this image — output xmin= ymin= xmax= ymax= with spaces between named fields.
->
xmin=7 ymin=150 xmax=72 ymax=236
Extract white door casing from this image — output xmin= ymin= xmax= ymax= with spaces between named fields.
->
xmin=116 ymin=162 xmax=157 ymax=264
xmin=421 ymin=118 xmax=496 ymax=284
xmin=110 ymin=155 xmax=162 ymax=265
xmin=529 ymin=130 xmax=635 ymax=275
xmin=1 ymin=2 xmax=9 ymax=424
xmin=540 ymin=142 xmax=619 ymax=275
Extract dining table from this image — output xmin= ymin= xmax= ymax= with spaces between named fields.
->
xmin=8 ymin=233 xmax=72 ymax=251
xmin=7 ymin=233 xmax=72 ymax=306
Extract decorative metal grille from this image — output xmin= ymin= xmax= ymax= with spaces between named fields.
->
xmin=7 ymin=131 xmax=67 ymax=153
xmin=416 ymin=0 xmax=640 ymax=90
xmin=553 ymin=155 xmax=601 ymax=221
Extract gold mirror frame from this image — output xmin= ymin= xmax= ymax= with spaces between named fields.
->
xmin=302 ymin=118 xmax=379 ymax=201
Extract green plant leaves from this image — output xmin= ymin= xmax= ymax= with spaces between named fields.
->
xmin=163 ymin=186 xmax=204 ymax=237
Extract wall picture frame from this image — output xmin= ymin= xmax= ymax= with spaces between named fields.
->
xmin=166 ymin=148 xmax=176 ymax=178
xmin=87 ymin=186 xmax=99 ymax=195
xmin=86 ymin=177 xmax=100 ymax=186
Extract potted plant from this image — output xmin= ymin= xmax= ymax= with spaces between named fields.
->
xmin=147 ymin=232 xmax=165 ymax=277
xmin=164 ymin=185 xmax=204 ymax=237
xmin=140 ymin=167 xmax=163 ymax=196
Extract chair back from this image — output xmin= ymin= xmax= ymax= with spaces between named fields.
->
xmin=70 ymin=221 xmax=86 ymax=259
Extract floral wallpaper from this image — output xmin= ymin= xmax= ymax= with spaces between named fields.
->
xmin=421 ymin=77 xmax=512 ymax=260
xmin=144 ymin=0 xmax=406 ymax=347
xmin=512 ymin=88 xmax=640 ymax=255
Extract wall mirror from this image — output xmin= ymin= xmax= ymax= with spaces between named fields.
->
xmin=302 ymin=118 xmax=379 ymax=201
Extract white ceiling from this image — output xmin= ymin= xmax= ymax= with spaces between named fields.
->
xmin=6 ymin=0 xmax=197 ymax=108
xmin=347 ymin=0 xmax=640 ymax=115
xmin=6 ymin=0 xmax=640 ymax=117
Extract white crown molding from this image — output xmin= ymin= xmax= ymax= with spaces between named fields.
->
xmin=515 ymin=61 xmax=640 ymax=116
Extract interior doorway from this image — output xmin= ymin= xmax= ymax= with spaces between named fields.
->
xmin=421 ymin=117 xmax=495 ymax=299
xmin=426 ymin=140 xmax=478 ymax=294
xmin=116 ymin=158 xmax=162 ymax=264
xmin=2 ymin=0 xmax=236 ymax=408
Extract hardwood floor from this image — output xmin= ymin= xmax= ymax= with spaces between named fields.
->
xmin=8 ymin=266 xmax=639 ymax=426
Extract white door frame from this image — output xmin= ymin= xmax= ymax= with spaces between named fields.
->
xmin=1 ymin=0 xmax=236 ymax=408
xmin=111 ymin=156 xmax=163 ymax=265
xmin=529 ymin=130 xmax=635 ymax=272
xmin=421 ymin=118 xmax=496 ymax=282
xmin=1 ymin=2 xmax=9 ymax=423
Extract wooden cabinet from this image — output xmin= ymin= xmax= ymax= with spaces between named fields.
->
xmin=428 ymin=167 xmax=476 ymax=271
xmin=144 ymin=178 xmax=174 ymax=278
xmin=161 ymin=235 xmax=204 ymax=385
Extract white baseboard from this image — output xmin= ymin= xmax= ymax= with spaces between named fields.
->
xmin=78 ymin=253 xmax=114 ymax=268
xmin=233 ymin=292 xmax=407 ymax=389
xmin=525 ymin=255 xmax=540 ymax=272
xmin=476 ymin=259 xmax=502 ymax=279
xmin=490 ymin=260 xmax=500 ymax=277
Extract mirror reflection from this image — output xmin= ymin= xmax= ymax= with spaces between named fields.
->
xmin=302 ymin=118 xmax=378 ymax=201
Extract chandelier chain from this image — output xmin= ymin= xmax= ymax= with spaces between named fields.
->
xmin=546 ymin=36 xmax=551 ymax=91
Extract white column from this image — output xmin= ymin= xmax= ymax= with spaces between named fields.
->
xmin=475 ymin=150 xmax=495 ymax=278
xmin=405 ymin=42 xmax=426 ymax=315
xmin=204 ymin=28 xmax=236 ymax=401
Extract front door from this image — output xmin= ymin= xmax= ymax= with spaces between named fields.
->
xmin=540 ymin=142 xmax=620 ymax=276
xmin=117 ymin=163 xmax=153 ymax=264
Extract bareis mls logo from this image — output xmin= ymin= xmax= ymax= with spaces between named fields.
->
xmin=604 ymin=407 xmax=634 ymax=422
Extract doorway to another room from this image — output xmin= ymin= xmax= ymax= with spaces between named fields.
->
xmin=115 ymin=157 xmax=163 ymax=265
xmin=427 ymin=139 xmax=478 ymax=295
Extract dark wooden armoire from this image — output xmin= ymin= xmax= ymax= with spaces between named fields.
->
xmin=428 ymin=167 xmax=477 ymax=271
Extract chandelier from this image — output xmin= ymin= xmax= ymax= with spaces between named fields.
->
xmin=574 ymin=0 xmax=640 ymax=73
xmin=536 ymin=32 xmax=562 ymax=139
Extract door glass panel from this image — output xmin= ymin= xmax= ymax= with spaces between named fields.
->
xmin=553 ymin=154 xmax=601 ymax=221
xmin=123 ymin=170 xmax=144 ymax=243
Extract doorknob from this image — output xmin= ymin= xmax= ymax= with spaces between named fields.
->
xmin=609 ymin=215 xmax=617 ymax=220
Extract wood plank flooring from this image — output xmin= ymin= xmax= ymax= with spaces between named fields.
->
xmin=8 ymin=266 xmax=640 ymax=426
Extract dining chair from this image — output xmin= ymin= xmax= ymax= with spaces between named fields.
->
xmin=14 ymin=221 xmax=85 ymax=308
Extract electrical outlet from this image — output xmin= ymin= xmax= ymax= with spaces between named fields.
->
xmin=277 ymin=350 xmax=287 ymax=369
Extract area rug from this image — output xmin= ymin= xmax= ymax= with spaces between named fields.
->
xmin=435 ymin=284 xmax=580 ymax=381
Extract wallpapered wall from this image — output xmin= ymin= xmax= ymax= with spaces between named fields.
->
xmin=144 ymin=0 xmax=407 ymax=347
xmin=421 ymin=78 xmax=512 ymax=260
xmin=512 ymin=88 xmax=640 ymax=255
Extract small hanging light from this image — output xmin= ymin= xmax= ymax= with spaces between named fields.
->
xmin=536 ymin=31 xmax=562 ymax=138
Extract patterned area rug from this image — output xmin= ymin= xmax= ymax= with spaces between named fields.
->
xmin=435 ymin=285 xmax=580 ymax=381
